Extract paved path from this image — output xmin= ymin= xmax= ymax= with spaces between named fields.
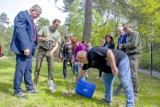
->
xmin=138 ymin=69 xmax=160 ymax=79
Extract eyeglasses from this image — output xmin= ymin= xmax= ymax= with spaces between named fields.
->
xmin=123 ymin=28 xmax=127 ymax=30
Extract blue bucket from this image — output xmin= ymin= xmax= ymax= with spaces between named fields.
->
xmin=75 ymin=80 xmax=96 ymax=98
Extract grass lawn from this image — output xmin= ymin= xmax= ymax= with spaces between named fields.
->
xmin=0 ymin=57 xmax=160 ymax=107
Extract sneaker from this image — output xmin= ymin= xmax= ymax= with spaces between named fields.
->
xmin=48 ymin=80 xmax=56 ymax=93
xmin=14 ymin=92 xmax=27 ymax=99
xmin=27 ymin=89 xmax=40 ymax=93
xmin=33 ymin=83 xmax=37 ymax=88
xmin=100 ymin=98 xmax=111 ymax=104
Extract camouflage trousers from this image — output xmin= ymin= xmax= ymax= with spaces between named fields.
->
xmin=34 ymin=46 xmax=54 ymax=85
xmin=128 ymin=54 xmax=141 ymax=94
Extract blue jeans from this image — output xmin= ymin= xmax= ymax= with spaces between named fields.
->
xmin=14 ymin=54 xmax=34 ymax=94
xmin=72 ymin=62 xmax=85 ymax=80
xmin=102 ymin=56 xmax=134 ymax=107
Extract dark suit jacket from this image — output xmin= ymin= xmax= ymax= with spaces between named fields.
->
xmin=10 ymin=10 xmax=38 ymax=56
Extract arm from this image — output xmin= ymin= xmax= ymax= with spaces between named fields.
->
xmin=106 ymin=49 xmax=118 ymax=75
xmin=58 ymin=41 xmax=65 ymax=59
xmin=14 ymin=12 xmax=31 ymax=55
xmin=38 ymin=36 xmax=48 ymax=42
xmin=75 ymin=70 xmax=86 ymax=83
xmin=38 ymin=27 xmax=48 ymax=42
xmin=50 ymin=42 xmax=58 ymax=56
xmin=122 ymin=32 xmax=140 ymax=49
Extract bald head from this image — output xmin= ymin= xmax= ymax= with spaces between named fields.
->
xmin=76 ymin=51 xmax=88 ymax=64
xmin=117 ymin=27 xmax=124 ymax=35
xmin=76 ymin=51 xmax=86 ymax=59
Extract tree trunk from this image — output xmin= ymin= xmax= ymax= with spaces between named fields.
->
xmin=82 ymin=0 xmax=92 ymax=43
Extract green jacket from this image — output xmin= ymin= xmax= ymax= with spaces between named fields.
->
xmin=122 ymin=31 xmax=141 ymax=55
xmin=38 ymin=26 xmax=61 ymax=50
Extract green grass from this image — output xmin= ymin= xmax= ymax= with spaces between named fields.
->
xmin=0 ymin=57 xmax=160 ymax=107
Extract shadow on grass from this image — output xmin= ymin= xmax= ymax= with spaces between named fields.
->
xmin=42 ymin=79 xmax=107 ymax=106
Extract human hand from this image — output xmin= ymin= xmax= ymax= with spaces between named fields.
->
xmin=49 ymin=51 xmax=53 ymax=57
xmin=44 ymin=38 xmax=48 ymax=42
xmin=79 ymin=63 xmax=83 ymax=67
xmin=75 ymin=79 xmax=78 ymax=84
xmin=111 ymin=66 xmax=119 ymax=76
xmin=24 ymin=49 xmax=30 ymax=56
xmin=60 ymin=53 xmax=62 ymax=59
xmin=71 ymin=59 xmax=74 ymax=63
xmin=119 ymin=44 xmax=123 ymax=49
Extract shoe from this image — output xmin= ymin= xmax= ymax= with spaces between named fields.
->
xmin=134 ymin=93 xmax=139 ymax=97
xmin=100 ymin=98 xmax=111 ymax=104
xmin=14 ymin=92 xmax=27 ymax=99
xmin=27 ymin=89 xmax=40 ymax=93
xmin=48 ymin=80 xmax=56 ymax=93
xmin=33 ymin=83 xmax=37 ymax=88
xmin=64 ymin=77 xmax=67 ymax=80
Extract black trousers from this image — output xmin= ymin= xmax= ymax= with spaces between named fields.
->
xmin=63 ymin=60 xmax=72 ymax=78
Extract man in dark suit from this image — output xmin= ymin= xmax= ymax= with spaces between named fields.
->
xmin=117 ymin=27 xmax=128 ymax=52
xmin=10 ymin=4 xmax=42 ymax=98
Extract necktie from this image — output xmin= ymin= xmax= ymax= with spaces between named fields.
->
xmin=31 ymin=20 xmax=36 ymax=43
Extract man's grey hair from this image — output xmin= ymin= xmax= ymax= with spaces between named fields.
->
xmin=76 ymin=51 xmax=86 ymax=59
xmin=30 ymin=4 xmax=42 ymax=14
xmin=118 ymin=27 xmax=123 ymax=31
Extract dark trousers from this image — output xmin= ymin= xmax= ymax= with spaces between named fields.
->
xmin=34 ymin=47 xmax=54 ymax=85
xmin=14 ymin=54 xmax=34 ymax=94
xmin=99 ymin=70 xmax=102 ymax=77
xmin=63 ymin=60 xmax=72 ymax=78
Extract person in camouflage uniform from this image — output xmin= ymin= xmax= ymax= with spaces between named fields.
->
xmin=34 ymin=19 xmax=61 ymax=92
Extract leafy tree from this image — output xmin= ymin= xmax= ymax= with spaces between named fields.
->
xmin=0 ymin=13 xmax=11 ymax=56
xmin=91 ymin=9 xmax=117 ymax=46
xmin=0 ymin=13 xmax=10 ymax=38
xmin=64 ymin=1 xmax=85 ymax=40
xmin=0 ymin=12 xmax=10 ymax=26
xmin=36 ymin=17 xmax=50 ymax=30
xmin=126 ymin=0 xmax=160 ymax=53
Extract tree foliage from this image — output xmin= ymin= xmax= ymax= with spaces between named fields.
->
xmin=128 ymin=0 xmax=160 ymax=40
xmin=64 ymin=1 xmax=85 ymax=40
xmin=0 ymin=13 xmax=10 ymax=34
xmin=0 ymin=12 xmax=10 ymax=26
xmin=36 ymin=17 xmax=50 ymax=31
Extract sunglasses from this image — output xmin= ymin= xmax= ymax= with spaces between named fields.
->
xmin=123 ymin=28 xmax=127 ymax=30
